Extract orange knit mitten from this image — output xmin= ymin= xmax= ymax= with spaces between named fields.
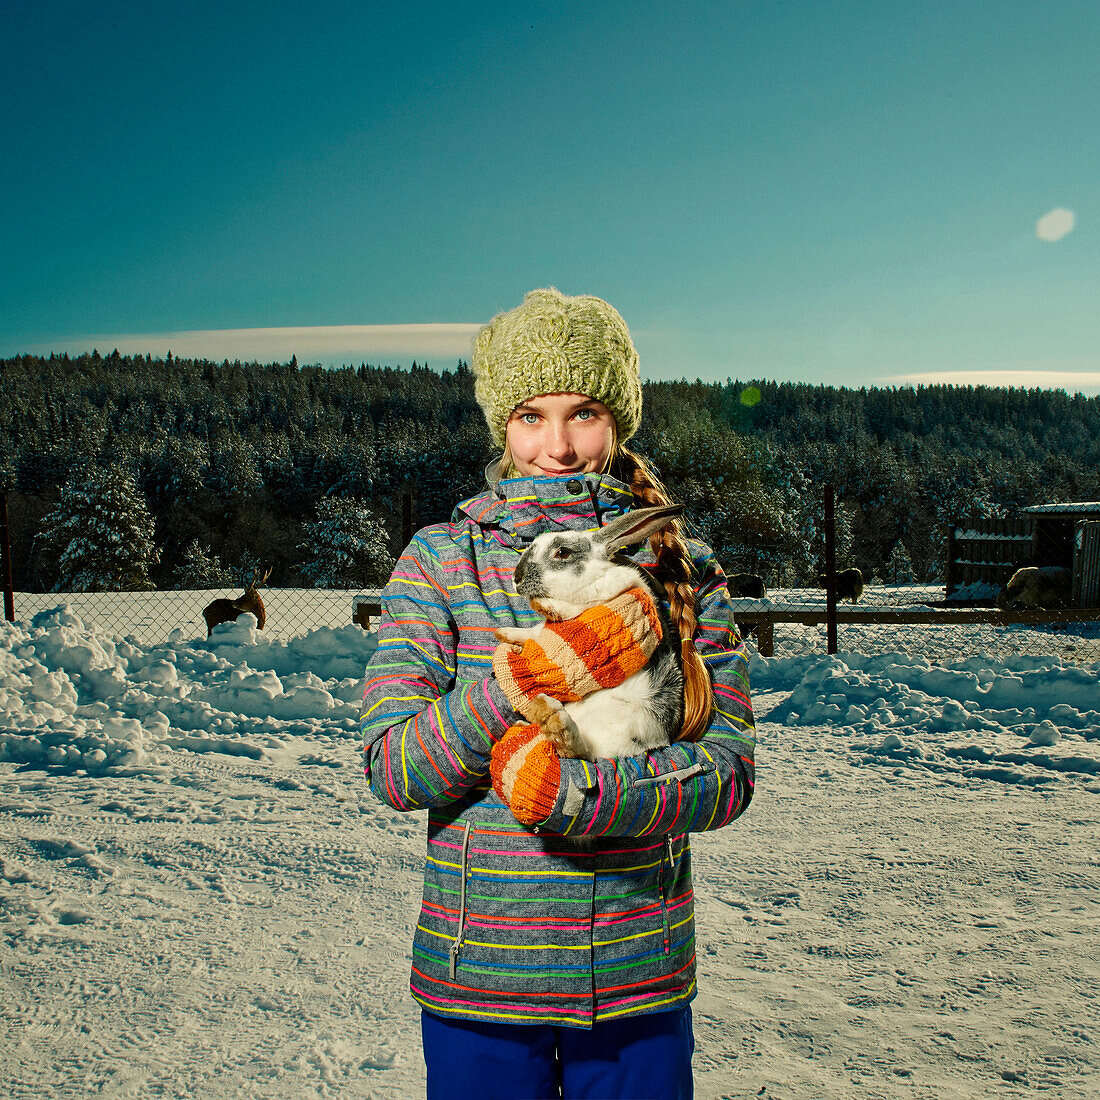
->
xmin=490 ymin=723 xmax=562 ymax=826
xmin=493 ymin=586 xmax=662 ymax=719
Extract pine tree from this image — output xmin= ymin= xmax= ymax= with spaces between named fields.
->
xmin=299 ymin=496 xmax=393 ymax=588
xmin=177 ymin=539 xmax=235 ymax=588
xmin=886 ymin=539 xmax=915 ymax=584
xmin=40 ymin=466 xmax=160 ymax=591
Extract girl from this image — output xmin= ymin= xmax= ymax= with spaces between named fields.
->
xmin=361 ymin=288 xmax=755 ymax=1100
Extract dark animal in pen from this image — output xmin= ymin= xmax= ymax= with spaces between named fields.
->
xmin=203 ymin=566 xmax=272 ymax=636
xmin=728 ymin=573 xmax=766 ymax=599
xmin=815 ymin=567 xmax=864 ymax=603
xmin=726 ymin=574 xmax=765 ymax=640
xmin=996 ymin=566 xmax=1072 ymax=610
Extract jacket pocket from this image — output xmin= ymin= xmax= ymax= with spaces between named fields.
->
xmin=448 ymin=820 xmax=473 ymax=979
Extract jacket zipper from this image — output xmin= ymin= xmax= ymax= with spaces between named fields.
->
xmin=449 ymin=820 xmax=473 ymax=979
xmin=632 ymin=763 xmax=708 ymax=788
xmin=659 ymin=835 xmax=674 ymax=956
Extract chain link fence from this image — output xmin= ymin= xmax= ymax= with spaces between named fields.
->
xmin=11 ymin=582 xmax=1100 ymax=664
xmin=10 ymin=588 xmax=383 ymax=646
xmin=7 ymin=488 xmax=1100 ymax=662
xmin=727 ymin=492 xmax=1100 ymax=663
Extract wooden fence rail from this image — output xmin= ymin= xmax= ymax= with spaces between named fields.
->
xmin=734 ymin=608 xmax=1100 ymax=657
xmin=352 ymin=597 xmax=383 ymax=631
xmin=353 ymin=596 xmax=1100 ymax=659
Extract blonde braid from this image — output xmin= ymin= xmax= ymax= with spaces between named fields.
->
xmin=613 ymin=447 xmax=714 ymax=742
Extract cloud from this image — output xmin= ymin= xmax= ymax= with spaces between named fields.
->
xmin=879 ymin=370 xmax=1100 ymax=396
xmin=1036 ymin=208 xmax=1075 ymax=242
xmin=15 ymin=323 xmax=484 ymax=366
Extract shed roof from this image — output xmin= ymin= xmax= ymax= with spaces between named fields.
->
xmin=1020 ymin=502 xmax=1100 ymax=516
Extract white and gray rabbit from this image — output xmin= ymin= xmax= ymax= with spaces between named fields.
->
xmin=494 ymin=503 xmax=686 ymax=760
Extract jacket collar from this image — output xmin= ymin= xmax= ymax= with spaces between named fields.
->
xmin=455 ymin=465 xmax=634 ymax=547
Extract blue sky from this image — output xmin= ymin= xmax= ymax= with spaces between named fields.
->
xmin=2 ymin=1 xmax=1097 ymax=392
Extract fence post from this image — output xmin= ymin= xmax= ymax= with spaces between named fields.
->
xmin=1 ymin=491 xmax=13 ymax=622
xmin=944 ymin=523 xmax=956 ymax=596
xmin=824 ymin=484 xmax=837 ymax=654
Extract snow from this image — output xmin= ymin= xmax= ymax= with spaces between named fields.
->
xmin=952 ymin=529 xmax=1032 ymax=542
xmin=945 ymin=581 xmax=1002 ymax=602
xmin=1 ymin=601 xmax=1098 ymax=1098
xmin=752 ymin=650 xmax=1100 ymax=789
xmin=1020 ymin=502 xmax=1100 ymax=516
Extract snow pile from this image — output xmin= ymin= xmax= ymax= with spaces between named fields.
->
xmin=0 ymin=605 xmax=377 ymax=774
xmin=2 ymin=601 xmax=1099 ymax=1098
xmin=2 ymin=601 xmax=1097 ymax=795
xmin=752 ymin=650 xmax=1100 ymax=789
xmin=0 ymin=608 xmax=156 ymax=773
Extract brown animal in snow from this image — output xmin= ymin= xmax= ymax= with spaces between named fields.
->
xmin=728 ymin=573 xmax=766 ymax=599
xmin=996 ymin=566 xmax=1072 ymax=610
xmin=815 ymin=567 xmax=864 ymax=603
xmin=203 ymin=566 xmax=272 ymax=636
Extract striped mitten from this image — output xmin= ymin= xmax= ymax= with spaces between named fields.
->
xmin=490 ymin=723 xmax=562 ymax=826
xmin=492 ymin=586 xmax=662 ymax=720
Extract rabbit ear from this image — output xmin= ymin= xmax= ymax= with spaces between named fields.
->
xmin=595 ymin=504 xmax=685 ymax=554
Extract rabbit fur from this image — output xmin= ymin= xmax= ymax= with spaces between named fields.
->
xmin=495 ymin=504 xmax=686 ymax=761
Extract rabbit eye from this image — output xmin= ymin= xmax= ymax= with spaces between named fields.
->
xmin=553 ymin=547 xmax=572 ymax=561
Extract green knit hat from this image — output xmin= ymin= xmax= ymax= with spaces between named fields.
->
xmin=472 ymin=287 xmax=643 ymax=447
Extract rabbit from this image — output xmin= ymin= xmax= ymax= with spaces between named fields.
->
xmin=494 ymin=503 xmax=687 ymax=760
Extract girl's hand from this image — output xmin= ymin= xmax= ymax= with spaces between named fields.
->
xmin=490 ymin=723 xmax=562 ymax=827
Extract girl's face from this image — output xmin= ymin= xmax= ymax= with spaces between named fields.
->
xmin=505 ymin=392 xmax=617 ymax=478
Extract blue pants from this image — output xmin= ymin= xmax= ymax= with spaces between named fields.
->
xmin=421 ymin=1006 xmax=694 ymax=1100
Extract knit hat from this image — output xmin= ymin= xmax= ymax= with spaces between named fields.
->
xmin=472 ymin=287 xmax=643 ymax=446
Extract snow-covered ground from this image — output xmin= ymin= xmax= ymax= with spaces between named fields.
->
xmin=1 ymin=604 xmax=1098 ymax=1098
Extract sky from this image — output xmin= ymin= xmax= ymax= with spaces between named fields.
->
xmin=2 ymin=0 xmax=1098 ymax=393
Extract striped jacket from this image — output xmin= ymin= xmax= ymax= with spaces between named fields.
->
xmin=360 ymin=471 xmax=755 ymax=1028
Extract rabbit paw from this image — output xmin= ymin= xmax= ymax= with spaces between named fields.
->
xmin=494 ymin=625 xmax=541 ymax=646
xmin=528 ymin=694 xmax=583 ymax=759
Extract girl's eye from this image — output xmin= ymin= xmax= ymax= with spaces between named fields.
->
xmin=574 ymin=409 xmax=594 ymax=421
xmin=520 ymin=413 xmax=539 ymax=425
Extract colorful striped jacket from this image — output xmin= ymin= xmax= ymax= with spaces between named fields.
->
xmin=360 ymin=471 xmax=755 ymax=1028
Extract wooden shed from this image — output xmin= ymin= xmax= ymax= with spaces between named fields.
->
xmin=1073 ymin=521 xmax=1100 ymax=607
xmin=1019 ymin=502 xmax=1100 ymax=574
xmin=946 ymin=501 xmax=1100 ymax=606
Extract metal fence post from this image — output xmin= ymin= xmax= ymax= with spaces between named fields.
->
xmin=944 ymin=523 xmax=956 ymax=596
xmin=1 ymin=491 xmax=14 ymax=622
xmin=824 ymin=484 xmax=837 ymax=654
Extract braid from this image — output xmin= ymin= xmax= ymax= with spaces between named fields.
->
xmin=613 ymin=447 xmax=713 ymax=742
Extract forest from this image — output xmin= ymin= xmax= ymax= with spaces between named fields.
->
xmin=3 ymin=350 xmax=1099 ymax=592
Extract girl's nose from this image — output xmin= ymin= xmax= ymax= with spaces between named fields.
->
xmin=547 ymin=423 xmax=575 ymax=457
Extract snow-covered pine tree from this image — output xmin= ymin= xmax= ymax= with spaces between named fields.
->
xmin=886 ymin=539 xmax=915 ymax=584
xmin=299 ymin=496 xmax=393 ymax=588
xmin=40 ymin=466 xmax=160 ymax=591
xmin=177 ymin=539 xmax=235 ymax=588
